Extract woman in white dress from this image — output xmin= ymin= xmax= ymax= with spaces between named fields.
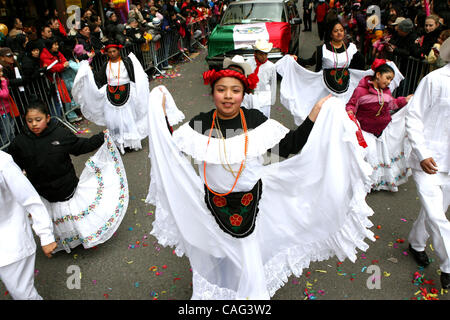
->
xmin=72 ymin=40 xmax=149 ymax=154
xmin=145 ymin=59 xmax=376 ymax=300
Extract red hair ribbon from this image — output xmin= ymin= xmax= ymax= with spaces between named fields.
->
xmin=203 ymin=69 xmax=259 ymax=92
xmin=371 ymin=58 xmax=387 ymax=71
xmin=101 ymin=44 xmax=124 ymax=54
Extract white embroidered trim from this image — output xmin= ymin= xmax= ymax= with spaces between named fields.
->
xmin=172 ymin=119 xmax=290 ymax=164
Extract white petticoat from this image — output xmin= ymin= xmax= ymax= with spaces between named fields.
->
xmin=72 ymin=53 xmax=149 ymax=154
xmin=361 ymin=106 xmax=412 ymax=192
xmin=146 ymin=86 xmax=376 ymax=300
xmin=41 ymin=133 xmax=129 ymax=253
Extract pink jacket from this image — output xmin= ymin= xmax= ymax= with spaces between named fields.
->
xmin=346 ymin=76 xmax=407 ymax=136
xmin=0 ymin=79 xmax=10 ymax=116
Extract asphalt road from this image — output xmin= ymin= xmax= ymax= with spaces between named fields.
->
xmin=1 ymin=20 xmax=448 ymax=304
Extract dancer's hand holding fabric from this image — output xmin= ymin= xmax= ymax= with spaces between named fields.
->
xmin=308 ymin=94 xmax=331 ymax=122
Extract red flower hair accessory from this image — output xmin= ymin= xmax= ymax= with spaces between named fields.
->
xmin=371 ymin=58 xmax=387 ymax=71
xmin=202 ymin=69 xmax=259 ymax=93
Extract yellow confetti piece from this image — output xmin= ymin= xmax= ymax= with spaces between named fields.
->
xmin=149 ymin=266 xmax=158 ymax=272
xmin=127 ymin=260 xmax=134 ymax=264
xmin=73 ymin=254 xmax=78 ymax=260
xmin=315 ymin=270 xmax=327 ymax=273
xmin=388 ymin=242 xmax=393 ymax=247
xmin=415 ymin=290 xmax=421 ymax=295
xmin=134 ymin=208 xmax=137 ymax=215
xmin=337 ymin=273 xmax=346 ymax=276
xmin=383 ymin=271 xmax=391 ymax=277
xmin=136 ymin=223 xmax=141 ymax=227
xmin=430 ymin=244 xmax=434 ymax=251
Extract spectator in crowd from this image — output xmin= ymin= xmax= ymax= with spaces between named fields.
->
xmin=128 ymin=4 xmax=148 ymax=26
xmin=104 ymin=11 xmax=120 ymax=42
xmin=48 ymin=17 xmax=66 ymax=51
xmin=426 ymin=28 xmax=450 ymax=69
xmin=36 ymin=25 xmax=54 ymax=51
xmin=418 ymin=14 xmax=444 ymax=58
xmin=89 ymin=15 xmax=105 ymax=41
xmin=0 ymin=47 xmax=24 ymax=89
xmin=0 ymin=64 xmax=14 ymax=146
xmin=147 ymin=17 xmax=162 ymax=42
xmin=125 ymin=18 xmax=147 ymax=46
xmin=39 ymin=39 xmax=70 ymax=116
xmin=303 ymin=0 xmax=313 ymax=32
xmin=8 ymin=18 xmax=26 ymax=39
xmin=386 ymin=18 xmax=421 ymax=59
xmin=75 ymin=21 xmax=102 ymax=62
xmin=316 ymin=0 xmax=330 ymax=41
xmin=19 ymin=40 xmax=46 ymax=84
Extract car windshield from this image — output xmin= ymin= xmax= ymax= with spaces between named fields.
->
xmin=221 ymin=3 xmax=285 ymax=25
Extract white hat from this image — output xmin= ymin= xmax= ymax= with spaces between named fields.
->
xmin=223 ymin=55 xmax=252 ymax=76
xmin=440 ymin=37 xmax=450 ymax=62
xmin=252 ymin=39 xmax=273 ymax=53
xmin=152 ymin=17 xmax=161 ymax=26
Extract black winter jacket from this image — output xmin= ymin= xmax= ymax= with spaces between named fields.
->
xmin=8 ymin=120 xmax=104 ymax=202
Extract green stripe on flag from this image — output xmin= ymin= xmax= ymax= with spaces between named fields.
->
xmin=207 ymin=25 xmax=236 ymax=58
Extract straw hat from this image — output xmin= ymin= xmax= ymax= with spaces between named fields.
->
xmin=252 ymin=39 xmax=273 ymax=53
xmin=223 ymin=55 xmax=252 ymax=76
xmin=390 ymin=17 xmax=405 ymax=26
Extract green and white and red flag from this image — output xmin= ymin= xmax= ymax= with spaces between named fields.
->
xmin=207 ymin=22 xmax=291 ymax=58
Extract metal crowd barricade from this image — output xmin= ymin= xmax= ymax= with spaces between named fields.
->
xmin=150 ymin=30 xmax=192 ymax=77
xmin=391 ymin=55 xmax=432 ymax=98
xmin=0 ymin=101 xmax=21 ymax=151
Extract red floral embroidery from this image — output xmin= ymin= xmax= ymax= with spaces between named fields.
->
xmin=241 ymin=193 xmax=253 ymax=206
xmin=114 ymin=94 xmax=120 ymax=100
xmin=119 ymin=85 xmax=126 ymax=91
xmin=344 ymin=70 xmax=349 ymax=76
xmin=230 ymin=214 xmax=243 ymax=227
xmin=337 ymin=78 xmax=343 ymax=85
xmin=330 ymin=70 xmax=336 ymax=76
xmin=213 ymin=196 xmax=227 ymax=207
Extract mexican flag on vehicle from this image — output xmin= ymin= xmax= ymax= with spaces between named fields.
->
xmin=207 ymin=22 xmax=291 ymax=58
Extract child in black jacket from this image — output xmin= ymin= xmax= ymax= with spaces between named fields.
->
xmin=8 ymin=97 xmax=129 ymax=253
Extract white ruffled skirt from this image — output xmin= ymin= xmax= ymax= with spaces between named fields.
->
xmin=146 ymin=86 xmax=376 ymax=300
xmin=362 ymin=107 xmax=412 ymax=192
xmin=41 ymin=133 xmax=129 ymax=253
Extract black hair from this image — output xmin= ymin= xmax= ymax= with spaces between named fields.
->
xmin=324 ymin=20 xmax=345 ymax=43
xmin=25 ymin=95 xmax=50 ymax=116
xmin=372 ymin=63 xmax=395 ymax=79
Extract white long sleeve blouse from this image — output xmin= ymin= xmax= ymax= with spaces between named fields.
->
xmin=405 ymin=63 xmax=450 ymax=173
xmin=0 ymin=151 xmax=55 ymax=267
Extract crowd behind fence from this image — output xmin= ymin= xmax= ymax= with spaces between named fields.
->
xmin=0 ymin=18 xmax=441 ymax=152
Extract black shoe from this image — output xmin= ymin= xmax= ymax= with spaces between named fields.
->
xmin=409 ymin=244 xmax=430 ymax=267
xmin=441 ymin=272 xmax=450 ymax=289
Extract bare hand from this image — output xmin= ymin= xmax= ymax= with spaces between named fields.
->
xmin=42 ymin=242 xmax=57 ymax=258
xmin=291 ymin=54 xmax=298 ymax=61
xmin=420 ymin=157 xmax=438 ymax=174
xmin=308 ymin=94 xmax=332 ymax=122
xmin=405 ymin=94 xmax=413 ymax=102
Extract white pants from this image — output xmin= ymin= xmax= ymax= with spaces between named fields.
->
xmin=408 ymin=170 xmax=450 ymax=272
xmin=0 ymin=253 xmax=42 ymax=300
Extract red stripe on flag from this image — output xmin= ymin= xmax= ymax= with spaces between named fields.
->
xmin=265 ymin=22 xmax=291 ymax=53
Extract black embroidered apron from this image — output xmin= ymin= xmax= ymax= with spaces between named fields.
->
xmin=106 ymin=83 xmax=131 ymax=107
xmin=323 ymin=68 xmax=350 ymax=94
xmin=204 ymin=179 xmax=262 ymax=238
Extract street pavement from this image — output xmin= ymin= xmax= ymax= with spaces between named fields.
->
xmin=1 ymin=20 xmax=449 ymax=303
